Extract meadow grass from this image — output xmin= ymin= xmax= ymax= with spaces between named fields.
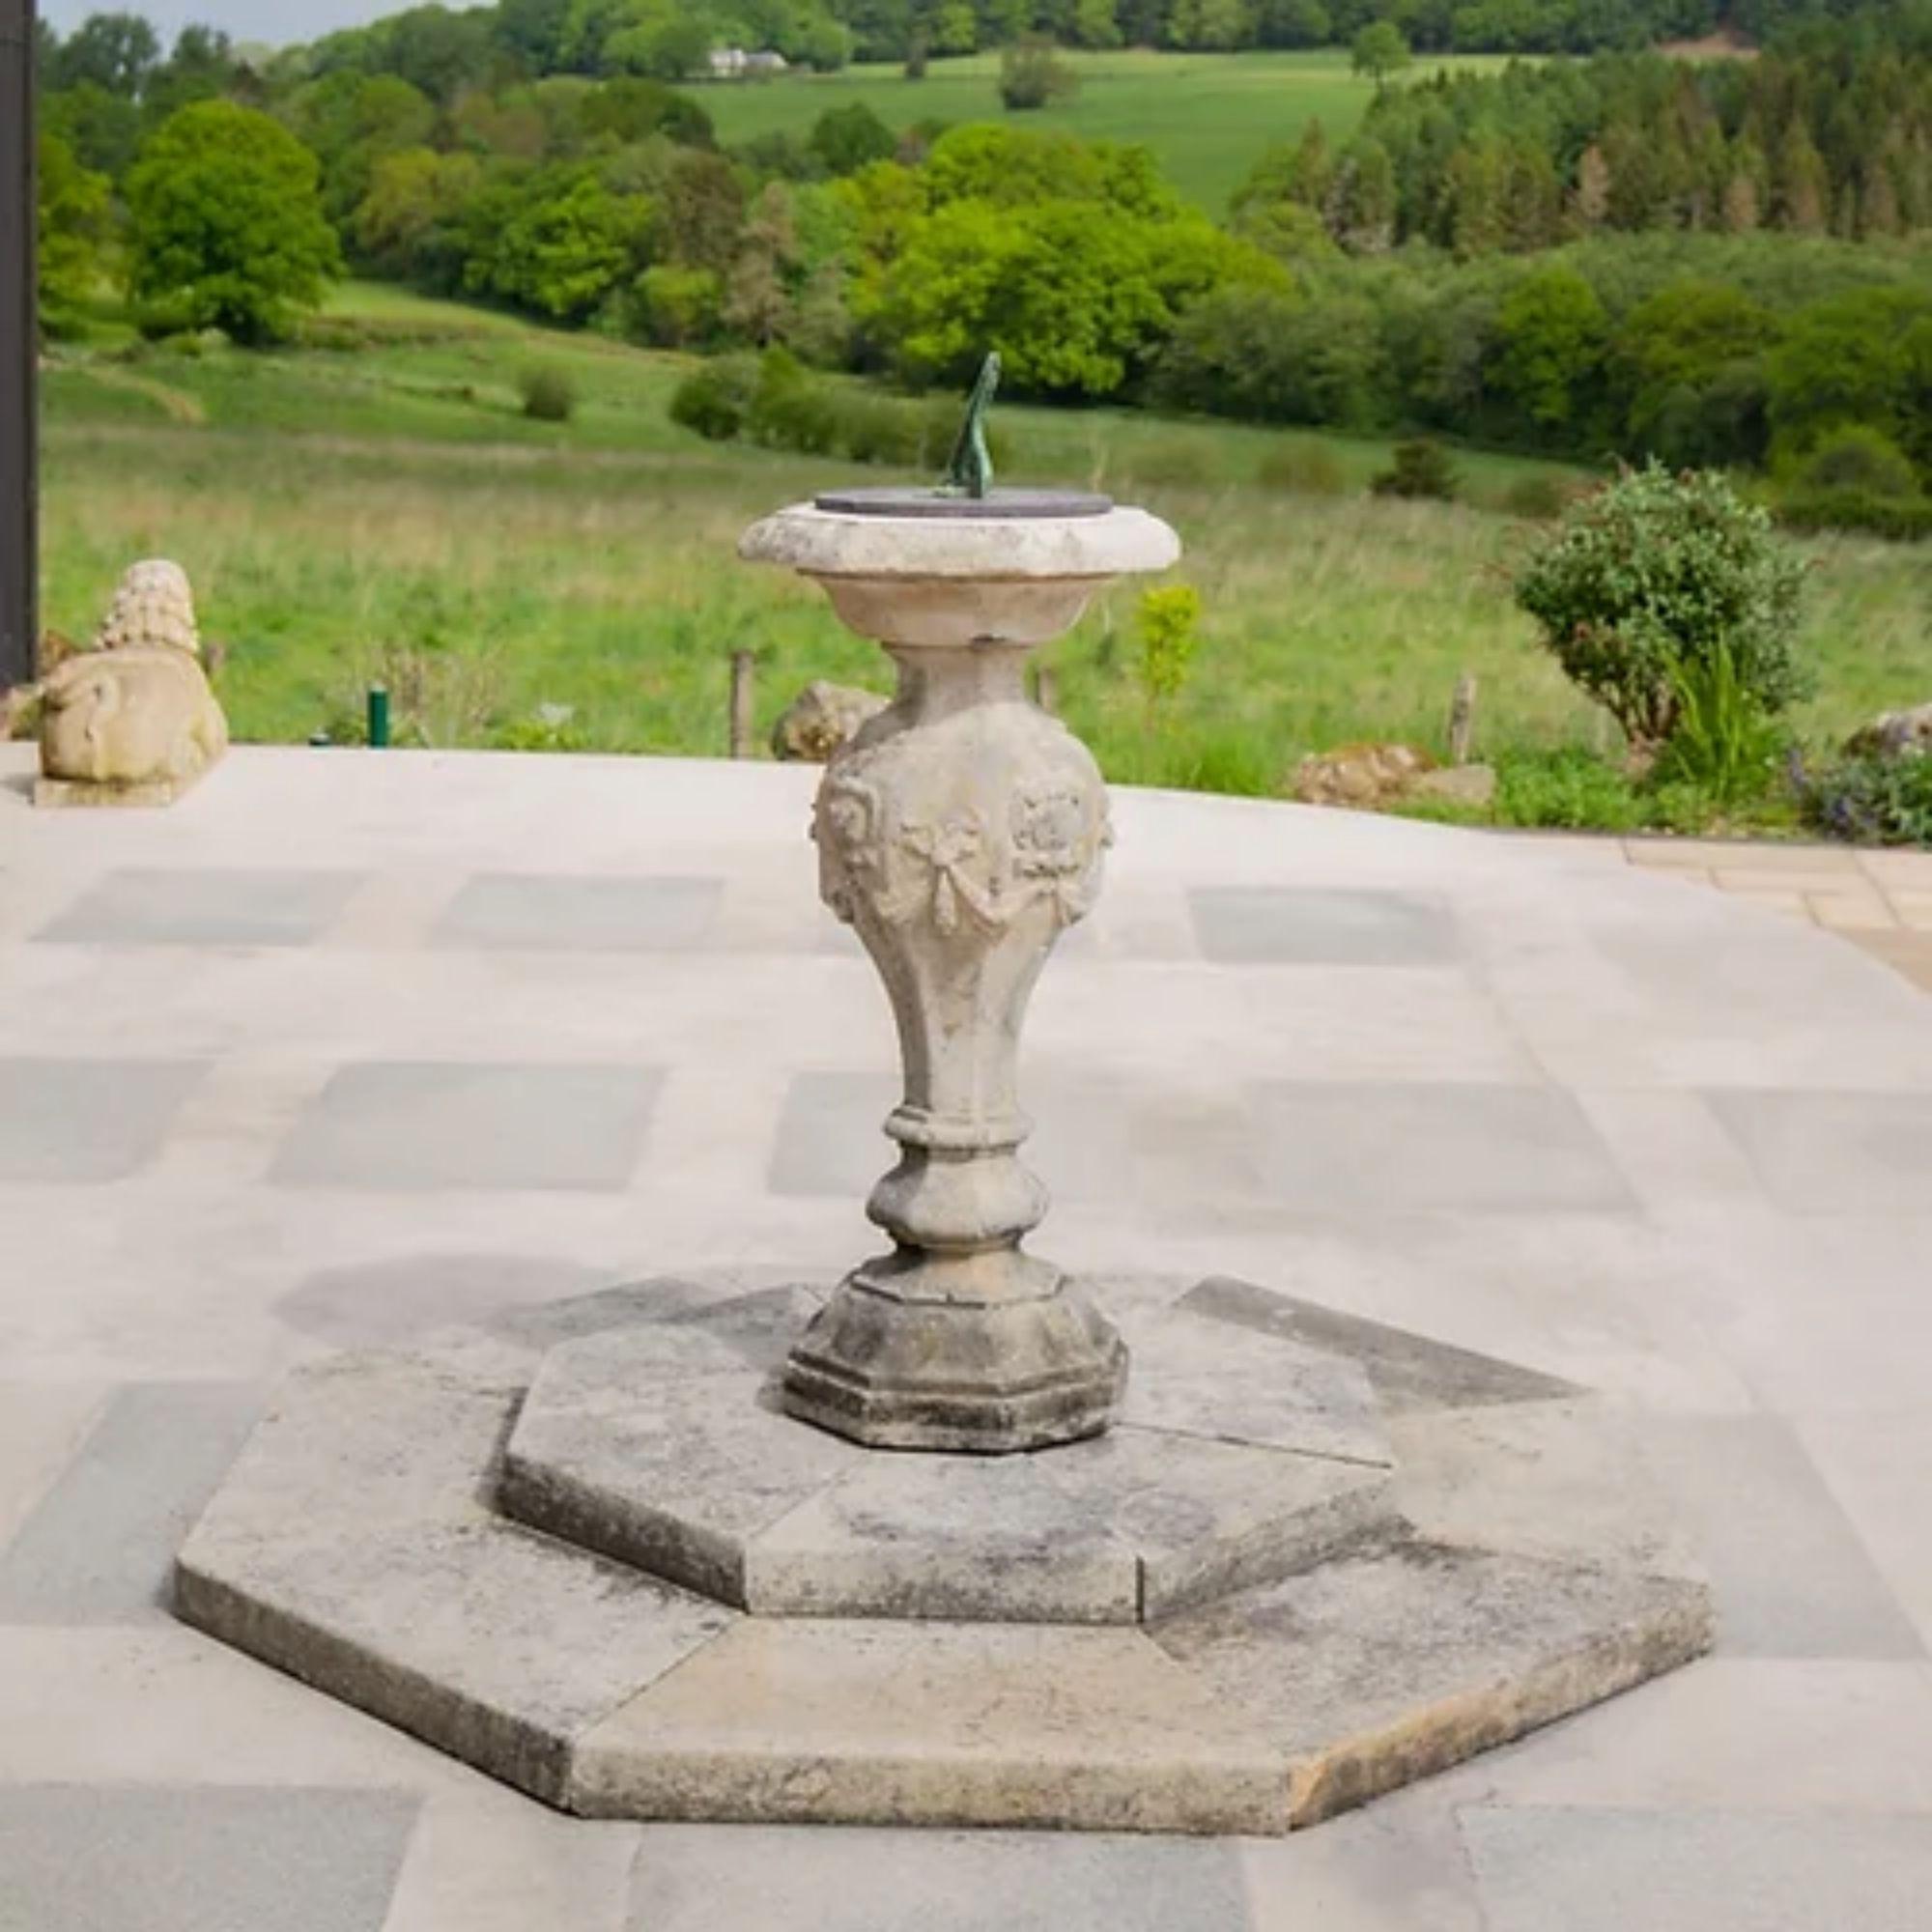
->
xmin=691 ymin=48 xmax=1511 ymax=213
xmin=37 ymin=285 xmax=1932 ymax=795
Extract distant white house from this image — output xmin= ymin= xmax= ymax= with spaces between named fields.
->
xmin=707 ymin=47 xmax=789 ymax=78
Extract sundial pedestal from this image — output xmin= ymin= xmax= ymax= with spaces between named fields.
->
xmin=740 ymin=490 xmax=1180 ymax=1453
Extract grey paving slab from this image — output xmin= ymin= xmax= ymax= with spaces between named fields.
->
xmin=1705 ymin=1088 xmax=1932 ymax=1213
xmin=432 ymin=873 xmax=723 ymax=951
xmin=626 ymin=1823 xmax=1250 ymax=1932
xmin=0 ymin=1382 xmax=261 ymax=1623
xmin=1190 ymin=889 xmax=1460 ymax=965
xmin=36 ymin=867 xmax=365 ymax=946
xmin=1181 ymin=1276 xmax=1577 ymax=1415
xmin=1241 ymin=1790 xmax=1488 ymax=1932
xmin=270 ymin=1062 xmax=664 ymax=1191
xmin=0 ymin=1785 xmax=419 ymax=1932
xmin=1251 ymin=1082 xmax=1636 ymax=1214
xmin=1462 ymin=1805 xmax=1932 ymax=1932
xmin=0 ymin=1058 xmax=207 ymax=1182
xmin=1640 ymin=1415 xmax=1923 ymax=1659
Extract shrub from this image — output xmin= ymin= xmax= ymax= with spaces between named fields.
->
xmin=669 ymin=355 xmax=760 ymax=440
xmin=1791 ymin=425 xmax=1919 ymax=500
xmin=1776 ymin=491 xmax=1932 ymax=542
xmin=1513 ymin=463 xmax=1810 ymax=760
xmin=518 ymin=365 xmax=577 ymax=422
xmin=1804 ymin=751 xmax=1932 ymax=846
xmin=838 ymin=390 xmax=927 ymax=465
xmin=1000 ymin=37 xmax=1079 ymax=111
xmin=1372 ymin=439 xmax=1460 ymax=501
xmin=1492 ymin=748 xmax=1645 ymax=832
xmin=1136 ymin=584 xmax=1205 ymax=708
xmin=1258 ymin=443 xmax=1347 ymax=496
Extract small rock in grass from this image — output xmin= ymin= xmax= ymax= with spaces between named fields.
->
xmin=772 ymin=681 xmax=888 ymax=763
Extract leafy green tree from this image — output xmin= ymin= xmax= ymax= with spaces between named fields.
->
xmin=1071 ymin=0 xmax=1123 ymax=47
xmin=126 ymin=101 xmax=342 ymax=343
xmin=661 ymin=149 xmax=750 ymax=270
xmin=1493 ymin=267 xmax=1607 ymax=436
xmin=488 ymin=169 xmax=652 ymax=320
xmin=1169 ymin=0 xmax=1255 ymax=49
xmin=632 ymin=263 xmax=724 ymax=346
xmin=51 ymin=12 xmax=158 ymax=98
xmin=810 ymin=103 xmax=896 ymax=176
xmin=41 ymin=79 xmax=142 ymax=183
xmin=1350 ymin=22 xmax=1410 ymax=93
xmin=37 ymin=131 xmax=113 ymax=330
xmin=353 ymin=148 xmax=485 ymax=284
xmin=1514 ymin=463 xmax=1809 ymax=760
xmin=1612 ymin=280 xmax=1778 ymax=465
xmin=1766 ymin=285 xmax=1932 ymax=469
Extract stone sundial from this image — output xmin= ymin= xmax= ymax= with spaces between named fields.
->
xmin=170 ymin=359 xmax=1714 ymax=1837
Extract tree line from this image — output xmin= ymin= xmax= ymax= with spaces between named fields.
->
xmin=34 ymin=9 xmax=1932 ymax=529
xmin=36 ymin=0 xmax=1924 ymax=101
xmin=1236 ymin=37 xmax=1932 ymax=262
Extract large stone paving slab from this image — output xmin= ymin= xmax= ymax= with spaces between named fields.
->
xmin=0 ymin=1382 xmax=261 ymax=1623
xmin=36 ymin=867 xmax=366 ymax=947
xmin=1189 ymin=889 xmax=1461 ymax=966
xmin=1462 ymin=1805 xmax=1932 ymax=1932
xmin=270 ymin=1063 xmax=665 ymax=1191
xmin=0 ymin=1785 xmax=419 ymax=1932
xmin=432 ymin=874 xmax=723 ymax=952
xmin=0 ymin=1058 xmax=207 ymax=1182
xmin=1251 ymin=1082 xmax=1636 ymax=1214
xmin=626 ymin=1824 xmax=1250 ymax=1932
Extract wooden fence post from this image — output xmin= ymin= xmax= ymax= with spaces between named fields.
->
xmin=729 ymin=650 xmax=755 ymax=759
xmin=1447 ymin=673 xmax=1478 ymax=764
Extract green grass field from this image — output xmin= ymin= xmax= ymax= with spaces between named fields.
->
xmin=35 ymin=284 xmax=1931 ymax=798
xmin=692 ymin=48 xmax=1510 ymax=212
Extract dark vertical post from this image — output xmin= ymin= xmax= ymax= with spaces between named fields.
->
xmin=729 ymin=649 xmax=754 ymax=758
xmin=0 ymin=0 xmax=37 ymax=693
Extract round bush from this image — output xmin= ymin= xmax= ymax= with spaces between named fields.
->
xmin=519 ymin=366 xmax=578 ymax=423
xmin=669 ymin=356 xmax=759 ymax=441
xmin=1794 ymin=426 xmax=1919 ymax=501
xmin=1513 ymin=462 xmax=1810 ymax=757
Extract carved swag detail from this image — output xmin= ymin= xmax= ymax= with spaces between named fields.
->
xmin=817 ymin=774 xmax=1109 ymax=937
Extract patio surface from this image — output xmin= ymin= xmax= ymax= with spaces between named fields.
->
xmin=2 ymin=743 xmax=1930 ymax=1931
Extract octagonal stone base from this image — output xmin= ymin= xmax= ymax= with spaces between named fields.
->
xmin=498 ymin=1290 xmax=1393 ymax=1624
xmin=173 ymin=1273 xmax=1713 ymax=1836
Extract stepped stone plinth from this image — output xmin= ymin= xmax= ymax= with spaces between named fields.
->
xmin=171 ymin=459 xmax=1712 ymax=1834
xmin=175 ymin=1271 xmax=1712 ymax=1835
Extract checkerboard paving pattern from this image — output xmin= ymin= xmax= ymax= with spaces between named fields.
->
xmin=2 ymin=747 xmax=1929 ymax=1930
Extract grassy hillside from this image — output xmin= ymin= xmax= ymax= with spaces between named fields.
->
xmin=691 ymin=49 xmax=1512 ymax=212
xmin=37 ymin=284 xmax=1930 ymax=797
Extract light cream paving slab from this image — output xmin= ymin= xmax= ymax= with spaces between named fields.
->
xmin=380 ymin=1796 xmax=639 ymax=1932
xmin=143 ymin=1055 xmax=344 ymax=1187
xmin=1451 ymin=1658 xmax=1932 ymax=1812
xmin=328 ymin=867 xmax=469 ymax=951
xmin=1628 ymin=839 xmax=1861 ymax=873
xmin=1714 ymin=868 xmax=1872 ymax=895
xmin=1859 ymin=849 xmax=1932 ymax=890
xmin=1807 ymin=891 xmax=1898 ymax=932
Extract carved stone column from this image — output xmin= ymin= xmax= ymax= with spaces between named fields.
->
xmin=741 ymin=498 xmax=1180 ymax=1452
